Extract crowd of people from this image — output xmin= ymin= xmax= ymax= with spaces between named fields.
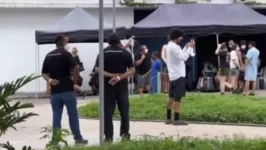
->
xmin=197 ymin=40 xmax=260 ymax=96
xmin=41 ymin=28 xmax=261 ymax=144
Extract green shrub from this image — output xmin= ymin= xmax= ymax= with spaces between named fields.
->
xmin=79 ymin=93 xmax=266 ymax=124
xmin=64 ymin=136 xmax=266 ymax=150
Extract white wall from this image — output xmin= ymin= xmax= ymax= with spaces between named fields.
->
xmin=0 ymin=7 xmax=134 ymax=92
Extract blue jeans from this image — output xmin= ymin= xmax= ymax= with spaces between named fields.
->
xmin=151 ymin=76 xmax=158 ymax=95
xmin=50 ymin=91 xmax=82 ymax=140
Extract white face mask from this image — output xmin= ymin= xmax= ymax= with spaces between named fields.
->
xmin=241 ymin=45 xmax=246 ymax=49
xmin=144 ymin=49 xmax=148 ymax=53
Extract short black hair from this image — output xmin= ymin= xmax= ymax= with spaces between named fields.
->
xmin=231 ymin=43 xmax=238 ymax=50
xmin=108 ymin=33 xmax=120 ymax=45
xmin=152 ymin=51 xmax=160 ymax=58
xmin=248 ymin=41 xmax=256 ymax=47
xmin=55 ymin=35 xmax=65 ymax=47
xmin=240 ymin=40 xmax=247 ymax=45
xmin=169 ymin=28 xmax=184 ymax=40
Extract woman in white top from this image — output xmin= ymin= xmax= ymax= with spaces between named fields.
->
xmin=229 ymin=44 xmax=241 ymax=90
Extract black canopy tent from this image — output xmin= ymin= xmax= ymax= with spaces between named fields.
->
xmin=131 ymin=3 xmax=266 ymax=37
xmin=34 ymin=7 xmax=126 ymax=98
xmin=35 ymin=7 xmax=126 ymax=44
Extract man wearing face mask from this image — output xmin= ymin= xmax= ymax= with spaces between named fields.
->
xmin=135 ymin=45 xmax=151 ymax=96
xmin=238 ymin=40 xmax=247 ymax=91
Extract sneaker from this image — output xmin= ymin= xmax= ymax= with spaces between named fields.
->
xmin=221 ymin=92 xmax=225 ymax=95
xmin=121 ymin=134 xmax=131 ymax=142
xmin=249 ymin=92 xmax=255 ymax=96
xmin=173 ymin=120 xmax=188 ymax=126
xmin=165 ymin=119 xmax=173 ymax=125
xmin=104 ymin=138 xmax=113 ymax=144
xmin=75 ymin=139 xmax=88 ymax=145
xmin=232 ymin=89 xmax=241 ymax=94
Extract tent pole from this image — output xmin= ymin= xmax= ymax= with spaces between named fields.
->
xmin=35 ymin=43 xmax=38 ymax=100
xmin=37 ymin=45 xmax=40 ymax=97
xmin=216 ymin=33 xmax=220 ymax=68
xmin=99 ymin=0 xmax=105 ymax=146
xmin=112 ymin=0 xmax=116 ymax=33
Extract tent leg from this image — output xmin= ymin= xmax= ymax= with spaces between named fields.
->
xmin=37 ymin=45 xmax=40 ymax=98
xmin=216 ymin=34 xmax=220 ymax=68
xmin=112 ymin=0 xmax=116 ymax=33
xmin=35 ymin=44 xmax=39 ymax=100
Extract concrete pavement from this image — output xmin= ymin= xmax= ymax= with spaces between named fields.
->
xmin=2 ymin=98 xmax=266 ymax=149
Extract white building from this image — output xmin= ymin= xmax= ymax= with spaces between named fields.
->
xmin=0 ymin=0 xmax=137 ymax=93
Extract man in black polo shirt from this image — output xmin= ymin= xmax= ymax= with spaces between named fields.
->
xmin=135 ymin=45 xmax=151 ymax=96
xmin=41 ymin=35 xmax=87 ymax=145
xmin=95 ymin=33 xmax=135 ymax=142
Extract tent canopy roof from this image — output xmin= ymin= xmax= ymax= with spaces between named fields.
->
xmin=36 ymin=7 xmax=126 ymax=44
xmin=132 ymin=4 xmax=266 ymax=36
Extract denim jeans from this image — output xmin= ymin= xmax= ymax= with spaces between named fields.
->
xmin=50 ymin=91 xmax=82 ymax=140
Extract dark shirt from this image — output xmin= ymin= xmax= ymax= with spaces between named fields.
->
xmin=135 ymin=53 xmax=151 ymax=75
xmin=217 ymin=51 xmax=229 ymax=69
xmin=95 ymin=45 xmax=133 ymax=92
xmin=73 ymin=55 xmax=81 ymax=65
xmin=42 ymin=48 xmax=76 ymax=94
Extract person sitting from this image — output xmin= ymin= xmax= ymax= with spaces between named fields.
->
xmin=196 ymin=62 xmax=218 ymax=90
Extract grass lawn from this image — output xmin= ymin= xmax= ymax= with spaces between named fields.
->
xmin=78 ymin=93 xmax=266 ymax=124
xmin=64 ymin=137 xmax=266 ymax=150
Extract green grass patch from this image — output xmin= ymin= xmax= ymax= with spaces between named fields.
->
xmin=79 ymin=93 xmax=266 ymax=124
xmin=64 ymin=136 xmax=266 ymax=150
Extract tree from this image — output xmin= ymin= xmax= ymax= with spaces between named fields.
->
xmin=0 ymin=74 xmax=40 ymax=150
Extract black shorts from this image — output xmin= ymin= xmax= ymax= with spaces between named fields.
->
xmin=169 ymin=77 xmax=186 ymax=102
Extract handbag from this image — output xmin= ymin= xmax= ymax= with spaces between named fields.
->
xmin=79 ymin=62 xmax=85 ymax=72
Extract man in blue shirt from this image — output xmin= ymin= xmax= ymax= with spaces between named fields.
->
xmin=244 ymin=41 xmax=260 ymax=96
xmin=151 ymin=51 xmax=163 ymax=94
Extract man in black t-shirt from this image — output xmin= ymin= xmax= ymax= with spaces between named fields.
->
xmin=42 ymin=35 xmax=87 ymax=145
xmin=95 ymin=33 xmax=135 ymax=142
xmin=135 ymin=45 xmax=151 ymax=96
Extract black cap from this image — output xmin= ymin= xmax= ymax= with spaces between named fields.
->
xmin=108 ymin=33 xmax=120 ymax=45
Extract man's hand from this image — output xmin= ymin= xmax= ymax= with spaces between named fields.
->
xmin=109 ymin=76 xmax=120 ymax=86
xmin=49 ymin=79 xmax=60 ymax=86
xmin=141 ymin=54 xmax=146 ymax=59
xmin=74 ymin=84 xmax=81 ymax=92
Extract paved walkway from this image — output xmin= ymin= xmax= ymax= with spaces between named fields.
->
xmin=2 ymin=98 xmax=266 ymax=149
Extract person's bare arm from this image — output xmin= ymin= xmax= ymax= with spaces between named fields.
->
xmin=161 ymin=45 xmax=167 ymax=64
xmin=135 ymin=54 xmax=145 ymax=66
xmin=119 ymin=51 xmax=136 ymax=80
xmin=236 ymin=50 xmax=243 ymax=67
xmin=41 ymin=56 xmax=51 ymax=82
xmin=120 ymin=67 xmax=135 ymax=80
xmin=244 ymin=50 xmax=252 ymax=69
xmin=72 ymin=65 xmax=79 ymax=84
xmin=42 ymin=73 xmax=50 ymax=82
xmin=123 ymin=37 xmax=134 ymax=49
xmin=215 ymin=44 xmax=222 ymax=55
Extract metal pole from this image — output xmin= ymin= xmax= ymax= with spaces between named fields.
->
xmin=112 ymin=0 xmax=116 ymax=33
xmin=99 ymin=0 xmax=105 ymax=146
xmin=216 ymin=34 xmax=220 ymax=68
xmin=35 ymin=44 xmax=38 ymax=99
